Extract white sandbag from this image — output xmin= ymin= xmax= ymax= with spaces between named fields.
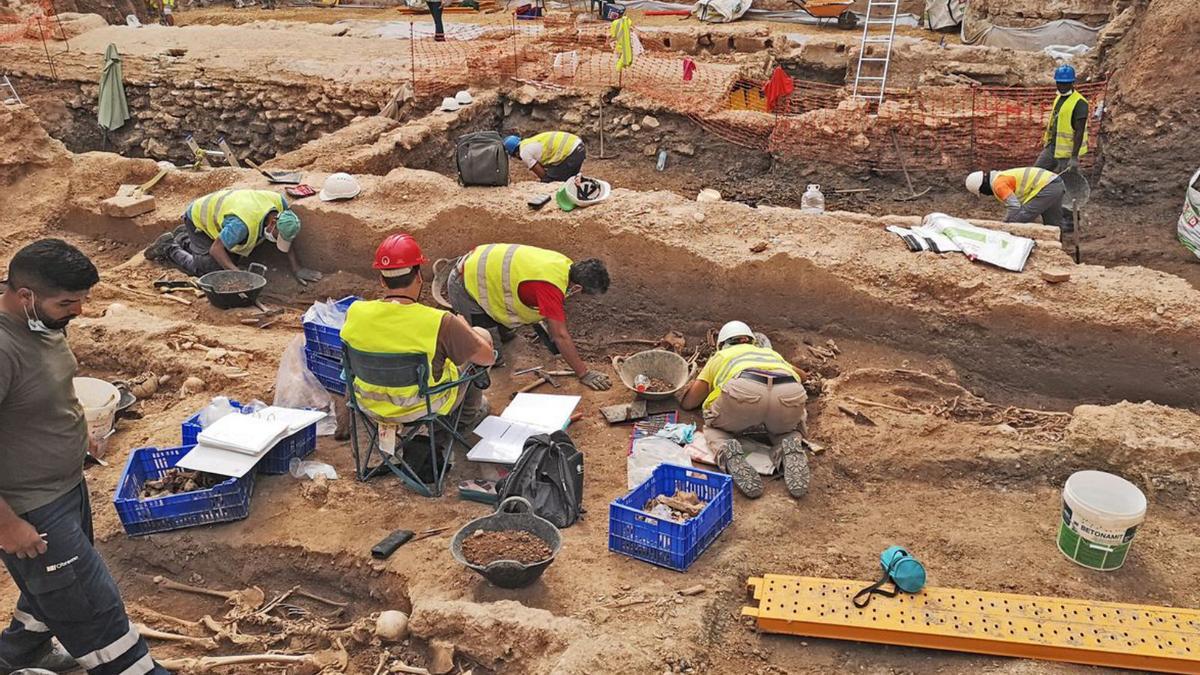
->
xmin=1178 ymin=168 xmax=1200 ymax=261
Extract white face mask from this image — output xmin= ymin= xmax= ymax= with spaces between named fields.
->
xmin=264 ymin=230 xmax=277 ymax=243
xmin=22 ymin=291 xmax=58 ymax=335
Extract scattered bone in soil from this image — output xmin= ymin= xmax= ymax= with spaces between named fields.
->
xmin=461 ymin=531 xmax=552 ymax=566
xmin=141 ymin=469 xmax=224 ymax=498
xmin=643 ymin=377 xmax=675 ymax=393
xmin=209 ymin=277 xmax=257 ymax=293
xmin=644 ymin=490 xmax=706 ymax=522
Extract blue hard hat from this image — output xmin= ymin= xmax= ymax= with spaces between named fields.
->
xmin=1054 ymin=65 xmax=1076 ymax=83
xmin=503 ymin=135 xmax=521 ymax=155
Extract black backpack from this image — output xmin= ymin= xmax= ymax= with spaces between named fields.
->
xmin=496 ymin=431 xmax=584 ymax=528
xmin=456 ymin=131 xmax=509 ymax=187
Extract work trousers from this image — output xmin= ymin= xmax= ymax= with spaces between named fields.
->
xmin=541 ymin=144 xmax=587 ymax=183
xmin=165 ymin=218 xmax=225 ymax=277
xmin=446 ymin=262 xmax=517 ymax=342
xmin=0 ymin=482 xmax=165 ymax=675
xmin=1003 ymin=178 xmax=1065 ymax=229
xmin=1033 ymin=145 xmax=1069 ymax=173
xmin=703 ymin=375 xmax=807 ymax=471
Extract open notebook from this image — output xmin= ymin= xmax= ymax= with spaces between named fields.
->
xmin=177 ymin=407 xmax=326 ymax=477
xmin=466 ymin=393 xmax=580 ymax=465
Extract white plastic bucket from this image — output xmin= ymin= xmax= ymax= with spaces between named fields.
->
xmin=1057 ymin=470 xmax=1147 ymax=571
xmin=73 ymin=377 xmax=119 ymax=454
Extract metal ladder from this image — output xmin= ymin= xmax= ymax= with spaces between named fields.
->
xmin=1 ymin=75 xmax=21 ymax=105
xmin=850 ymin=0 xmax=900 ymax=105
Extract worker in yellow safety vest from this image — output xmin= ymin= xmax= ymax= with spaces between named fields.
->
xmin=445 ymin=243 xmax=612 ymax=391
xmin=503 ymin=132 xmax=587 ymax=183
xmin=679 ymin=321 xmax=810 ymax=499
xmin=964 ymin=166 xmax=1066 ymax=229
xmin=144 ymin=188 xmax=323 ymax=285
xmin=1034 ymin=65 xmax=1089 ymax=173
xmin=339 ymin=234 xmax=495 ymax=428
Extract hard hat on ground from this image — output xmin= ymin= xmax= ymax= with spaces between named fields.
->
xmin=965 ymin=170 xmax=986 ymax=196
xmin=373 ymin=233 xmax=428 ymax=277
xmin=503 ymin=135 xmax=521 ymax=156
xmin=440 ymin=97 xmax=460 ymax=112
xmin=273 ymin=210 xmax=301 ymax=252
xmin=455 ymin=90 xmax=473 ymax=105
xmin=717 ymin=320 xmax=754 ymax=347
xmin=1054 ymin=64 xmax=1076 ymax=83
xmin=319 ymin=172 xmax=361 ymax=202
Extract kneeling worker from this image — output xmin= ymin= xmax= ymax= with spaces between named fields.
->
xmin=679 ymin=321 xmax=809 ymax=499
xmin=965 ymin=167 xmax=1066 ymax=229
xmin=341 ymin=234 xmax=496 ymax=428
xmin=504 ymin=131 xmax=586 ymax=183
xmin=144 ymin=188 xmax=322 ymax=285
xmin=446 ymin=243 xmax=612 ymax=391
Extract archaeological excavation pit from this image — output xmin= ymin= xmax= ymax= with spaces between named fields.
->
xmin=2 ymin=0 xmax=1200 ymax=672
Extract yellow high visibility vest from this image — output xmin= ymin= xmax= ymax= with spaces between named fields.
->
xmin=519 ymin=132 xmax=581 ymax=166
xmin=462 ymin=244 xmax=572 ymax=329
xmin=187 ymin=189 xmax=284 ymax=257
xmin=699 ymin=343 xmax=798 ymax=410
xmin=339 ymin=300 xmax=459 ymax=423
xmin=995 ymin=167 xmax=1057 ymax=205
xmin=1042 ymin=90 xmax=1089 ymax=160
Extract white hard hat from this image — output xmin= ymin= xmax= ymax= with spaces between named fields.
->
xmin=319 ymin=172 xmax=361 ymax=202
xmin=965 ymin=170 xmax=986 ymax=196
xmin=717 ymin=320 xmax=754 ymax=346
xmin=439 ymin=96 xmax=460 ymax=112
xmin=455 ymin=90 xmax=473 ymax=105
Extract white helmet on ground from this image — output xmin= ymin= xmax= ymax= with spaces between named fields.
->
xmin=965 ymin=170 xmax=986 ymax=196
xmin=455 ymin=90 xmax=473 ymax=105
xmin=717 ymin=320 xmax=754 ymax=347
xmin=319 ymin=172 xmax=362 ymax=202
xmin=439 ymin=96 xmax=460 ymax=112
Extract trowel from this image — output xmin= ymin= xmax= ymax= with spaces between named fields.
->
xmin=244 ymin=157 xmax=303 ymax=185
xmin=1060 ymin=169 xmax=1090 ymax=264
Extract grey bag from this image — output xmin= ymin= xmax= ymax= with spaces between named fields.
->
xmin=456 ymin=131 xmax=509 ymax=187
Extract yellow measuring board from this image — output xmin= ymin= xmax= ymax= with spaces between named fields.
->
xmin=743 ymin=575 xmax=1200 ymax=674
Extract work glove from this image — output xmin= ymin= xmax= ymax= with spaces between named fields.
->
xmin=1068 ymin=156 xmax=1080 ymax=173
xmin=295 ymin=268 xmax=323 ymax=286
xmin=579 ymin=370 xmax=612 ymax=391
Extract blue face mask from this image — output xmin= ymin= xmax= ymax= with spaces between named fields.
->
xmin=853 ymin=545 xmax=927 ymax=608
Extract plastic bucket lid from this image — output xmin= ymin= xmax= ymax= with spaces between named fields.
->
xmin=1064 ymin=470 xmax=1146 ymax=521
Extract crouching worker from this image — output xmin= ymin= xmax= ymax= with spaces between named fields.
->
xmin=965 ymin=167 xmax=1066 ymax=230
xmin=338 ymin=234 xmax=495 ymax=438
xmin=144 ymin=188 xmax=322 ymax=285
xmin=678 ymin=321 xmax=810 ymax=499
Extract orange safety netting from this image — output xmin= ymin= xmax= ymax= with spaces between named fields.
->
xmin=403 ymin=15 xmax=1106 ymax=171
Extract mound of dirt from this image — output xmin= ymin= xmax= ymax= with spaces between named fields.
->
xmin=0 ymin=105 xmax=69 ymax=186
xmin=1099 ymin=0 xmax=1200 ymax=202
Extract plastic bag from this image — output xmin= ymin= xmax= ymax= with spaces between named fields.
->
xmin=274 ymin=335 xmax=337 ymax=436
xmin=302 ymin=298 xmax=352 ymax=331
xmin=289 ymin=458 xmax=339 ymax=480
xmin=198 ymin=396 xmax=237 ymax=428
xmin=627 ymin=436 xmax=692 ymax=489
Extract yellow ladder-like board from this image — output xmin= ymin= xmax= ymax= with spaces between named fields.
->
xmin=742 ymin=575 xmax=1200 ymax=674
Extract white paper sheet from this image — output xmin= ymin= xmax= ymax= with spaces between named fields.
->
xmin=466 ymin=393 xmax=581 ymax=465
xmin=500 ymin=393 xmax=581 ymax=428
xmin=196 ymin=413 xmax=289 ymax=455
xmin=248 ymin=406 xmax=327 ymax=434
xmin=176 ymin=443 xmax=270 ymax=477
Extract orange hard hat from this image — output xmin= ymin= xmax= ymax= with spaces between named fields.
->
xmin=373 ymin=233 xmax=428 ymax=271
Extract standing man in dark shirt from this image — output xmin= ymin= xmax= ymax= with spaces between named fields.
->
xmin=1035 ymin=65 xmax=1089 ymax=174
xmin=0 ymin=240 xmax=167 ymax=675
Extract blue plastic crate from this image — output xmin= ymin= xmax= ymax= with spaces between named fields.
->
xmin=303 ymin=296 xmax=359 ymax=360
xmin=305 ymin=348 xmax=345 ymax=396
xmin=609 ymin=464 xmax=733 ymax=571
xmin=113 ymin=445 xmax=255 ymax=536
xmin=181 ymin=401 xmax=318 ymax=475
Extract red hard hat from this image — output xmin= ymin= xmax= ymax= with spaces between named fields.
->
xmin=373 ymin=233 xmax=428 ymax=271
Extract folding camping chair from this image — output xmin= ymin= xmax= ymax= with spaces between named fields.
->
xmin=344 ymin=346 xmax=490 ymax=497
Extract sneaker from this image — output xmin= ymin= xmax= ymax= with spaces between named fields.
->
xmin=722 ymin=441 xmax=763 ymax=498
xmin=143 ymin=232 xmax=176 ymax=263
xmin=0 ymin=643 xmax=79 ymax=674
xmin=780 ymin=437 xmax=811 ymax=499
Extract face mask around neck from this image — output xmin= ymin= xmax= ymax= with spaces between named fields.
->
xmin=23 ymin=291 xmax=58 ymax=335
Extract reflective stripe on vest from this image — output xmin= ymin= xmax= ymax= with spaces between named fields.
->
xmin=339 ymin=300 xmax=459 ymax=422
xmin=996 ymin=167 xmax=1056 ymax=205
xmin=702 ymin=343 xmax=797 ymax=410
xmin=462 ymin=244 xmax=572 ymax=328
xmin=520 ymin=132 xmax=581 ymax=166
xmin=1042 ymin=91 xmax=1089 ymax=160
xmin=187 ymin=189 xmax=283 ymax=257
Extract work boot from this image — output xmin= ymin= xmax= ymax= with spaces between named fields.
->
xmin=143 ymin=231 xmax=176 ymax=263
xmin=780 ymin=436 xmax=811 ymax=499
xmin=721 ymin=440 xmax=763 ymax=498
xmin=0 ymin=642 xmax=78 ymax=674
